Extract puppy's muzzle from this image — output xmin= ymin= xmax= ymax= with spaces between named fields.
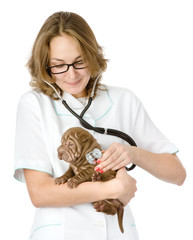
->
xmin=57 ymin=145 xmax=70 ymax=161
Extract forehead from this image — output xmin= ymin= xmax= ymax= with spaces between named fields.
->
xmin=49 ymin=34 xmax=82 ymax=62
xmin=62 ymin=132 xmax=77 ymax=143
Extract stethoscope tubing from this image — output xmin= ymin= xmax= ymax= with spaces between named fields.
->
xmin=62 ymin=98 xmax=136 ymax=171
xmin=44 ymin=79 xmax=136 ymax=171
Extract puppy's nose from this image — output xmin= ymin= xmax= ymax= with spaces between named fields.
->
xmin=58 ymin=152 xmax=63 ymax=160
xmin=57 ymin=146 xmax=64 ymax=159
xmin=57 ymin=145 xmax=68 ymax=160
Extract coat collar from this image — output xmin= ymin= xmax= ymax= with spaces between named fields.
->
xmin=54 ymin=86 xmax=113 ymax=121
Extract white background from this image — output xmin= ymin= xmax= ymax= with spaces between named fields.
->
xmin=0 ymin=0 xmax=192 ymax=239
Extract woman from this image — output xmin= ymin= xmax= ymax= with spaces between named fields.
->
xmin=14 ymin=12 xmax=186 ymax=240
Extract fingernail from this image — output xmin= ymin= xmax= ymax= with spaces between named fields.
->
xmin=95 ymin=167 xmax=100 ymax=172
xmin=97 ymin=159 xmax=101 ymax=163
xmin=99 ymin=170 xmax=104 ymax=173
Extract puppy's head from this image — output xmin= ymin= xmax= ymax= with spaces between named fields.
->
xmin=57 ymin=127 xmax=101 ymax=166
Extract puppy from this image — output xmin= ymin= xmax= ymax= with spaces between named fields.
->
xmin=55 ymin=127 xmax=124 ymax=233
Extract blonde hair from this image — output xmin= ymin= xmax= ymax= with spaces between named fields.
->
xmin=27 ymin=11 xmax=108 ymax=99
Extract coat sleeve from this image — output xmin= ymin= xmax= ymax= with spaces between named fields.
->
xmin=130 ymin=94 xmax=179 ymax=154
xmin=14 ymin=92 xmax=53 ymax=183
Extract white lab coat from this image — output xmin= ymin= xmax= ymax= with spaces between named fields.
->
xmin=14 ymin=85 xmax=178 ymax=240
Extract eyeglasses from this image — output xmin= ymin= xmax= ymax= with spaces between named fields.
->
xmin=46 ymin=60 xmax=87 ymax=75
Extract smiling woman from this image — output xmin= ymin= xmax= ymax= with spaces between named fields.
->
xmin=27 ymin=11 xmax=108 ymax=100
xmin=14 ymin=10 xmax=186 ymax=240
xmin=48 ymin=34 xmax=91 ymax=98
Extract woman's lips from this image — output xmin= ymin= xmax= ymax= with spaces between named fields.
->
xmin=65 ymin=79 xmax=81 ymax=86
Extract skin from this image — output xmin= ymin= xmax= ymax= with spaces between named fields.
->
xmin=95 ymin=143 xmax=186 ymax=186
xmin=24 ymin=168 xmax=136 ymax=207
xmin=49 ymin=34 xmax=91 ymax=98
xmin=24 ymin=33 xmax=186 ymax=209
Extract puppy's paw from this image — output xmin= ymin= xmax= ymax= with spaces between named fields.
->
xmin=93 ymin=200 xmax=117 ymax=215
xmin=67 ymin=178 xmax=80 ymax=188
xmin=92 ymin=171 xmax=101 ymax=182
xmin=55 ymin=176 xmax=68 ymax=185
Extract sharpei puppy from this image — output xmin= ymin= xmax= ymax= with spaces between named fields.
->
xmin=55 ymin=127 xmax=124 ymax=233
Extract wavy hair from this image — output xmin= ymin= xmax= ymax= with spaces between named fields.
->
xmin=27 ymin=11 xmax=108 ymax=99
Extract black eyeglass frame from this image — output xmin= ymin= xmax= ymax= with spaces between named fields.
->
xmin=46 ymin=60 xmax=87 ymax=75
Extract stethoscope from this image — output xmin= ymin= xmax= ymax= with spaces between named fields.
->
xmin=44 ymin=75 xmax=137 ymax=171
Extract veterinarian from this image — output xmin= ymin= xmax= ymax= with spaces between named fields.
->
xmin=14 ymin=12 xmax=186 ymax=240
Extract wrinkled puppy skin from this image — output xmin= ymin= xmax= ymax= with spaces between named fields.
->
xmin=55 ymin=127 xmax=124 ymax=233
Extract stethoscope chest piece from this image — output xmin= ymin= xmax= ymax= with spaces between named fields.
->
xmin=86 ymin=148 xmax=102 ymax=165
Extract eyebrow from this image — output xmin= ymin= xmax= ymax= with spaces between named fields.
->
xmin=50 ymin=55 xmax=82 ymax=62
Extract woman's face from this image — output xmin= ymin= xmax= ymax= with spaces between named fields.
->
xmin=49 ymin=34 xmax=91 ymax=98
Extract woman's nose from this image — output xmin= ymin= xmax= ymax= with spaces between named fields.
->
xmin=66 ymin=65 xmax=77 ymax=79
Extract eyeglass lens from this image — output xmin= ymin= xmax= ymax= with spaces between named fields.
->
xmin=50 ymin=61 xmax=86 ymax=74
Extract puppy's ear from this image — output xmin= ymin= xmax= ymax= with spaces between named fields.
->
xmin=73 ymin=128 xmax=102 ymax=158
xmin=75 ymin=132 xmax=90 ymax=143
xmin=82 ymin=133 xmax=102 ymax=155
xmin=71 ymin=131 xmax=90 ymax=156
xmin=85 ymin=140 xmax=101 ymax=155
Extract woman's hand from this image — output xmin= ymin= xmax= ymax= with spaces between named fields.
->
xmin=95 ymin=143 xmax=134 ymax=173
xmin=112 ymin=168 xmax=137 ymax=206
xmin=96 ymin=143 xmax=186 ymax=186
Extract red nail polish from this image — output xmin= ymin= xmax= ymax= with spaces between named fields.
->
xmin=95 ymin=167 xmax=100 ymax=172
xmin=97 ymin=159 xmax=101 ymax=163
xmin=99 ymin=170 xmax=104 ymax=173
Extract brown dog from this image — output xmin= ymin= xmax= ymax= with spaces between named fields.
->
xmin=55 ymin=127 xmax=124 ymax=233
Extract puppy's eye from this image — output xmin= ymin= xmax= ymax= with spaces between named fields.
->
xmin=68 ymin=141 xmax=74 ymax=147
